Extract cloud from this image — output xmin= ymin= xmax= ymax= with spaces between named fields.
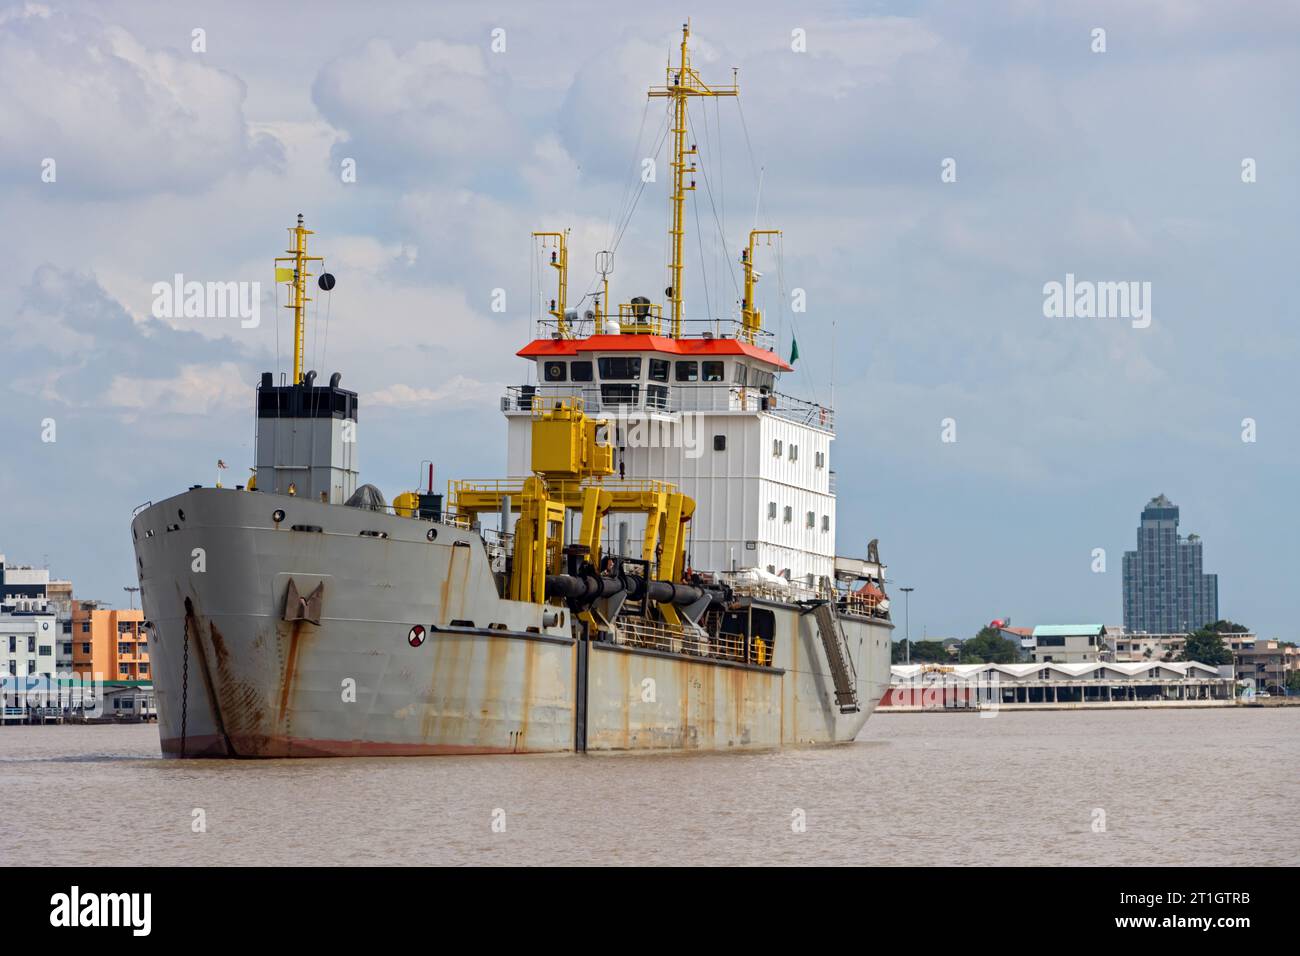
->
xmin=312 ymin=37 xmax=518 ymax=186
xmin=4 ymin=263 xmax=250 ymax=412
xmin=0 ymin=4 xmax=282 ymax=196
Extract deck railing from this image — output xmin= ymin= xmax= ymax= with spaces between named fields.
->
xmin=503 ymin=383 xmax=833 ymax=431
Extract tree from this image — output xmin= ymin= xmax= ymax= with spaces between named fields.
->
xmin=1205 ymin=620 xmax=1250 ymax=634
xmin=958 ymin=626 xmax=1020 ymax=664
xmin=892 ymin=639 xmax=949 ymax=664
xmin=1286 ymin=671 xmax=1300 ymax=695
xmin=1180 ymin=628 xmax=1233 ymax=666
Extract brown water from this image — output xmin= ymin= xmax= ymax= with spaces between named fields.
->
xmin=2 ymin=709 xmax=1295 ymax=866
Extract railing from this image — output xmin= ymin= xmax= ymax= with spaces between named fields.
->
xmin=534 ymin=315 xmax=777 ymax=349
xmin=503 ymin=383 xmax=833 ymax=431
xmin=613 ymin=617 xmax=772 ymax=667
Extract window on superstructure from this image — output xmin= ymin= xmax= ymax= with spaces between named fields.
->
xmin=571 ymin=361 xmax=593 ymax=382
xmin=600 ymin=384 xmax=639 ymax=406
xmin=752 ymin=370 xmax=774 ymax=392
xmin=598 ymin=357 xmax=641 ymax=380
xmin=675 ymin=361 xmax=698 ymax=382
xmin=783 ymin=506 xmax=792 ymax=523
xmin=767 ymin=502 xmax=777 ymax=519
xmin=27 ymin=636 xmax=34 ymax=653
xmin=773 ymin=439 xmax=783 ymax=457
xmin=646 ymin=385 xmax=669 ymax=410
xmin=806 ymin=511 xmax=815 ymax=528
xmin=790 ymin=444 xmax=799 ymax=461
xmin=815 ymin=451 xmax=825 ymax=468
xmin=648 ymin=359 xmax=670 ymax=382
xmin=702 ymin=361 xmax=724 ymax=382
xmin=821 ymin=515 xmax=830 ymax=532
xmin=543 ymin=361 xmax=567 ymax=382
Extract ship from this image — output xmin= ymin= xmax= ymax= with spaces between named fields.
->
xmin=131 ymin=21 xmax=894 ymax=757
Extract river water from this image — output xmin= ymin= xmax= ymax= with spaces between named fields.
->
xmin=2 ymin=708 xmax=1295 ymax=866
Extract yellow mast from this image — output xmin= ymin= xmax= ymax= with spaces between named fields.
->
xmin=275 ymin=213 xmax=323 ymax=384
xmin=649 ymin=20 xmax=737 ymax=338
xmin=533 ymin=230 xmax=570 ymax=337
xmin=740 ymin=229 xmax=780 ymax=344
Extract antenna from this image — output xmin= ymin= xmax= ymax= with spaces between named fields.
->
xmin=648 ymin=21 xmax=738 ymax=338
xmin=275 ymin=214 xmax=324 ymax=385
xmin=595 ymin=249 xmax=613 ymax=323
xmin=533 ymin=230 xmax=570 ymax=337
xmin=740 ymin=229 xmax=780 ymax=344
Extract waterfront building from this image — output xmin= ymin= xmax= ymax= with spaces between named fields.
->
xmin=1112 ymin=630 xmax=1256 ymax=662
xmin=1030 ymin=624 xmax=1105 ymax=663
xmin=881 ymin=660 xmax=1234 ymax=710
xmin=1233 ymin=640 xmax=1298 ymax=695
xmin=71 ymin=601 xmax=151 ymax=682
xmin=1122 ymin=495 xmax=1219 ymax=633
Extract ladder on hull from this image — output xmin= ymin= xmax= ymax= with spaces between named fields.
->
xmin=809 ymin=601 xmax=860 ymax=714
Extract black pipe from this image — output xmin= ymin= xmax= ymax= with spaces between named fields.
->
xmin=545 ymin=573 xmax=717 ymax=609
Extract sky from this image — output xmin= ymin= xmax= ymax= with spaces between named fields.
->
xmin=0 ymin=0 xmax=1297 ymax=640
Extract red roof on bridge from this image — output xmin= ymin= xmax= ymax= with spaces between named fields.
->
xmin=517 ymin=334 xmax=792 ymax=371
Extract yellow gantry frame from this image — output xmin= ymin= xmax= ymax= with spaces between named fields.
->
xmin=275 ymin=214 xmax=324 ymax=385
xmin=649 ymin=20 xmax=738 ymax=339
xmin=450 ymin=401 xmax=696 ymax=620
xmin=533 ymin=230 xmax=570 ymax=338
xmin=740 ymin=229 xmax=781 ymax=344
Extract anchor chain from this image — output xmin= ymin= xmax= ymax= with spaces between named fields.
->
xmin=180 ymin=615 xmax=190 ymax=757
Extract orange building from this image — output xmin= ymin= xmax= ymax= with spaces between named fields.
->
xmin=71 ymin=601 xmax=151 ymax=682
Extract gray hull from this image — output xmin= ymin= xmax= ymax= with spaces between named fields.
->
xmin=132 ymin=488 xmax=892 ymax=757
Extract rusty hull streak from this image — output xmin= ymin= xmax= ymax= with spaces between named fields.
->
xmin=208 ymin=620 xmax=268 ymax=745
xmin=182 ymin=597 xmax=234 ymax=756
xmin=278 ymin=618 xmax=305 ymax=726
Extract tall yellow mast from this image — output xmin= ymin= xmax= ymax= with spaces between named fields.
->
xmin=649 ymin=21 xmax=737 ymax=339
xmin=275 ymin=213 xmax=323 ymax=384
xmin=533 ymin=230 xmax=570 ymax=337
xmin=741 ymin=229 xmax=780 ymax=344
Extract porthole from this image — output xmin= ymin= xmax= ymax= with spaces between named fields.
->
xmin=272 ymin=509 xmax=286 ymax=523
xmin=426 ymin=528 xmax=438 ymax=542
xmin=178 ymin=509 xmax=186 ymax=521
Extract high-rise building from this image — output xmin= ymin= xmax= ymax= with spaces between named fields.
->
xmin=1121 ymin=494 xmax=1219 ymax=633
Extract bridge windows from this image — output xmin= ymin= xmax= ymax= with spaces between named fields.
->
xmin=702 ymin=361 xmax=724 ymax=382
xmin=571 ymin=361 xmax=593 ymax=382
xmin=675 ymin=360 xmax=698 ymax=382
xmin=733 ymin=363 xmax=747 ymax=385
xmin=598 ymin=356 xmax=642 ymax=380
xmin=543 ymin=361 xmax=567 ymax=382
xmin=649 ymin=358 xmax=670 ymax=382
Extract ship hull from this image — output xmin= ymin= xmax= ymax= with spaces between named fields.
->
xmin=132 ymin=489 xmax=892 ymax=758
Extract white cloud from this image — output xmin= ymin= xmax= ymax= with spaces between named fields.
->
xmin=0 ymin=5 xmax=282 ymax=195
xmin=312 ymin=37 xmax=517 ymax=184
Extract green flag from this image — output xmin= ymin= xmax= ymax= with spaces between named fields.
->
xmin=789 ymin=336 xmax=800 ymax=365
